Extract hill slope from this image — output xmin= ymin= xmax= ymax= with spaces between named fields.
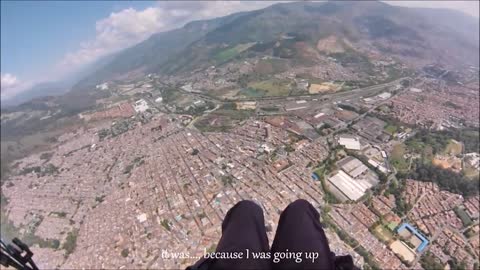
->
xmin=73 ymin=1 xmax=479 ymax=86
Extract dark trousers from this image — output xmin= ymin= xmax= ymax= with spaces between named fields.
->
xmin=188 ymin=199 xmax=357 ymax=270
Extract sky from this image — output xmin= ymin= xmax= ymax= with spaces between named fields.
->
xmin=1 ymin=0 xmax=479 ymax=100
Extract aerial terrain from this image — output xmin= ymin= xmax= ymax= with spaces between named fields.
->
xmin=1 ymin=1 xmax=479 ymax=269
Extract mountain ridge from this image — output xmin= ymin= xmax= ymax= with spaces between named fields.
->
xmin=7 ymin=1 xmax=480 ymax=108
xmin=74 ymin=1 xmax=478 ymax=87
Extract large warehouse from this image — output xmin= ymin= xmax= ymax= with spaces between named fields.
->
xmin=328 ymin=170 xmax=369 ymax=201
xmin=327 ymin=156 xmax=379 ymax=201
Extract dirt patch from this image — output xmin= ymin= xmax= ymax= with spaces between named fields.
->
xmin=309 ymin=82 xmax=340 ymax=94
xmin=316 ymin=36 xmax=347 ymax=54
xmin=432 ymin=155 xmax=462 ymax=172
xmin=390 ymin=240 xmax=416 ymax=263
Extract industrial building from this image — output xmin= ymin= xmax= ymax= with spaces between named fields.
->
xmin=328 ymin=170 xmax=368 ymax=201
xmin=338 ymin=135 xmax=361 ymax=150
xmin=134 ymin=99 xmax=149 ymax=113
xmin=327 ymin=156 xmax=379 ymax=201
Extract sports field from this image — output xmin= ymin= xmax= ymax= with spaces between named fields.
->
xmin=374 ymin=225 xmax=394 ymax=243
xmin=390 ymin=240 xmax=416 ymax=263
xmin=444 ymin=139 xmax=463 ymax=155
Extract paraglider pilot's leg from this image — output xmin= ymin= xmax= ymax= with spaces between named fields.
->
xmin=188 ymin=200 xmax=270 ymax=270
xmin=270 ymin=199 xmax=335 ymax=270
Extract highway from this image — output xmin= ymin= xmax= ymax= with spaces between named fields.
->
xmin=169 ymin=77 xmax=409 ymax=105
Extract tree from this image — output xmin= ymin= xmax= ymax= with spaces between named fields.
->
xmin=63 ymin=229 xmax=79 ymax=256
xmin=420 ymin=252 xmax=444 ymax=270
xmin=121 ymin=248 xmax=129 ymax=258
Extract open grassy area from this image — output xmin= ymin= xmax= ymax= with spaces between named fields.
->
xmin=391 ymin=144 xmax=409 ymax=172
xmin=444 ymin=139 xmax=463 ymax=155
xmin=308 ymin=82 xmax=341 ymax=94
xmin=313 ymin=166 xmax=325 ymax=179
xmin=254 ymin=58 xmax=289 ymax=75
xmin=205 ymin=88 xmax=240 ymax=100
xmin=238 ymin=87 xmax=267 ymax=98
xmin=194 ymin=109 xmax=252 ymax=133
xmin=214 ymin=43 xmax=255 ymax=63
xmin=214 ymin=47 xmax=240 ymax=62
xmin=464 ymin=164 xmax=480 ymax=179
xmin=236 ymin=79 xmax=292 ymax=98
xmin=250 ymin=80 xmax=290 ymax=96
xmin=373 ymin=225 xmax=395 ymax=244
xmin=384 ymin=124 xmax=398 ymax=135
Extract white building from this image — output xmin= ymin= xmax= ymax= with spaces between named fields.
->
xmin=134 ymin=99 xmax=149 ymax=113
xmin=368 ymin=159 xmax=389 ymax=174
xmin=328 ymin=170 xmax=369 ymax=201
xmin=465 ymin=153 xmax=480 ymax=169
xmin=285 ymin=106 xmax=308 ymax=111
xmin=136 ymin=213 xmax=147 ymax=223
xmin=96 ymin=83 xmax=109 ymax=90
xmin=377 ymin=92 xmax=392 ymax=99
xmin=338 ymin=136 xmax=361 ymax=150
xmin=410 ymin=88 xmax=423 ymax=93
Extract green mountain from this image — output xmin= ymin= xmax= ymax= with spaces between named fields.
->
xmin=71 ymin=1 xmax=480 ymax=89
xmin=72 ymin=11 xmax=251 ymax=91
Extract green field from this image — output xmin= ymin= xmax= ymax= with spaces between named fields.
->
xmin=373 ymin=225 xmax=395 ymax=244
xmin=254 ymin=58 xmax=289 ymax=75
xmin=237 ymin=79 xmax=291 ymax=98
xmin=214 ymin=47 xmax=240 ymax=62
xmin=214 ymin=43 xmax=255 ymax=63
xmin=384 ymin=124 xmax=398 ymax=135
xmin=194 ymin=109 xmax=252 ymax=133
xmin=464 ymin=164 xmax=480 ymax=179
xmin=313 ymin=166 xmax=325 ymax=179
xmin=444 ymin=139 xmax=463 ymax=155
xmin=238 ymin=87 xmax=267 ymax=98
xmin=391 ymin=144 xmax=409 ymax=172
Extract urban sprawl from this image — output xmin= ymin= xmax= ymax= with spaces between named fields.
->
xmin=1 ymin=63 xmax=479 ymax=270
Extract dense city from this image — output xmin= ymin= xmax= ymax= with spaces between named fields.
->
xmin=2 ymin=66 xmax=479 ymax=269
xmin=1 ymin=1 xmax=479 ymax=270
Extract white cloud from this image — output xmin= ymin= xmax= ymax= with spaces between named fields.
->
xmin=58 ymin=7 xmax=166 ymax=70
xmin=56 ymin=1 xmax=275 ymax=76
xmin=1 ymin=73 xmax=32 ymax=100
xmin=1 ymin=73 xmax=19 ymax=89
